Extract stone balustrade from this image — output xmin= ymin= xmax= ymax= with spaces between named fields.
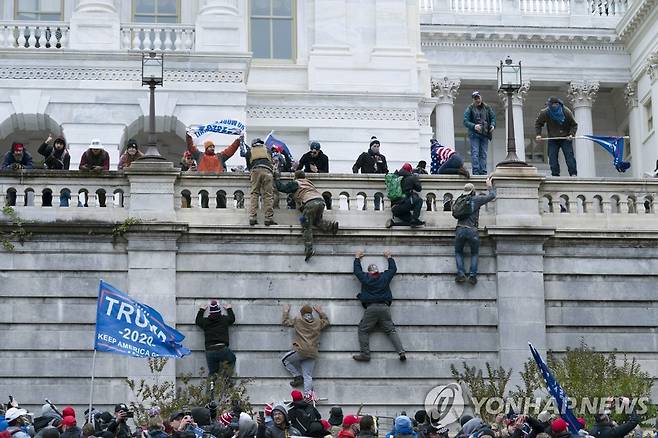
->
xmin=3 ymin=169 xmax=658 ymax=231
xmin=120 ymin=24 xmax=195 ymax=52
xmin=520 ymin=0 xmax=571 ymax=15
xmin=0 ymin=21 xmax=68 ymax=49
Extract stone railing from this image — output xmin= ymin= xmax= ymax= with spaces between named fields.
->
xmin=451 ymin=0 xmax=502 ymax=13
xmin=120 ymin=24 xmax=195 ymax=51
xmin=0 ymin=21 xmax=68 ymax=49
xmin=587 ymin=0 xmax=629 ymax=16
xmin=520 ymin=0 xmax=570 ymax=15
xmin=3 ymin=169 xmax=658 ymax=232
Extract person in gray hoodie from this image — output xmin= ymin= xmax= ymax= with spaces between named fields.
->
xmin=256 ymin=405 xmax=301 ymax=438
xmin=34 ymin=404 xmax=62 ymax=434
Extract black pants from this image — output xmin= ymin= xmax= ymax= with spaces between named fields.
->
xmin=205 ymin=347 xmax=236 ymax=376
xmin=392 ymin=194 xmax=422 ymax=223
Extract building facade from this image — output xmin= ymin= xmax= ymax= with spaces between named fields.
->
xmin=0 ymin=0 xmax=654 ymax=175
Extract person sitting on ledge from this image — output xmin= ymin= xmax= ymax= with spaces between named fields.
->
xmin=2 ymin=142 xmax=33 ymax=170
xmin=429 ymin=138 xmax=470 ymax=178
xmin=79 ymin=139 xmax=109 ymax=171
xmin=387 ymin=163 xmax=425 ymax=228
xmin=38 ymin=134 xmax=70 ymax=170
xmin=118 ymin=139 xmax=144 ymax=170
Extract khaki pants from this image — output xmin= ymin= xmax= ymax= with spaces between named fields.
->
xmin=249 ymin=168 xmax=274 ymax=221
xmin=301 ymin=199 xmax=334 ymax=251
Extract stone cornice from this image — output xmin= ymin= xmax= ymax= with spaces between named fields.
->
xmin=617 ymin=0 xmax=658 ymax=42
xmin=0 ymin=67 xmax=244 ymax=83
xmin=246 ymin=106 xmax=418 ymax=122
xmin=421 ymin=25 xmax=625 ymax=52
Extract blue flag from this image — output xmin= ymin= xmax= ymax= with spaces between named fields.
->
xmin=529 ymin=343 xmax=581 ymax=433
xmin=583 ymin=135 xmax=631 ymax=173
xmin=188 ymin=119 xmax=245 ymax=139
xmin=265 ymin=131 xmax=294 ymax=161
xmin=94 ymin=281 xmax=191 ymax=358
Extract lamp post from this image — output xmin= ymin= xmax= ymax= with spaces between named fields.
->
xmin=496 ymin=57 xmax=529 ymax=167
xmin=140 ymin=51 xmax=166 ymax=160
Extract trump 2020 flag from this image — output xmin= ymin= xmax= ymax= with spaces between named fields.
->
xmin=94 ymin=281 xmax=190 ymax=358
xmin=187 ymin=119 xmax=245 ymax=139
xmin=265 ymin=131 xmax=294 ymax=160
xmin=529 ymin=343 xmax=581 ymax=433
xmin=583 ymin=135 xmax=631 ymax=173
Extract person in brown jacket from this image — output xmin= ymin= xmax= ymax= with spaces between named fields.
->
xmin=281 ymin=303 xmax=330 ymax=398
xmin=535 ymin=96 xmax=578 ymax=177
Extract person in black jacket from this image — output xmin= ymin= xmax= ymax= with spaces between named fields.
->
xmin=352 ymin=136 xmax=388 ymax=174
xmin=589 ymin=398 xmax=639 ymax=438
xmin=195 ymin=300 xmax=237 ymax=376
xmin=38 ymin=134 xmax=70 ymax=170
xmin=106 ymin=404 xmax=132 ymax=438
xmin=297 ymin=142 xmax=329 ymax=173
xmin=287 ymin=390 xmax=321 ymax=436
xmin=387 ymin=163 xmax=424 ymax=228
xmin=352 ymin=250 xmax=405 ymax=362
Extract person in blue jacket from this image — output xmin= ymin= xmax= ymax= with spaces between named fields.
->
xmin=352 ymin=249 xmax=406 ymax=362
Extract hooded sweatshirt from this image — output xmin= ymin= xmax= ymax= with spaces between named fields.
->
xmin=38 ymin=140 xmax=70 ymax=170
xmin=282 ymin=308 xmax=330 ymax=358
xmin=460 ymin=417 xmax=486 ymax=438
xmin=385 ymin=416 xmax=418 ymax=438
xmin=238 ymin=413 xmax=258 ymax=438
xmin=257 ymin=405 xmax=301 ymax=438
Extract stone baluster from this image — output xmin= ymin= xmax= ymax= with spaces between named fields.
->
xmin=152 ymin=28 xmax=162 ymax=51
xmin=131 ymin=30 xmax=141 ymax=51
xmin=174 ymin=29 xmax=183 ymax=51
xmin=431 ymin=77 xmax=460 ymax=148
xmin=121 ymin=28 xmax=131 ymax=50
xmin=17 ymin=27 xmax=27 ymax=48
xmin=44 ymin=26 xmax=53 ymax=48
xmin=184 ymin=30 xmax=193 ymax=50
xmin=142 ymin=29 xmax=152 ymax=51
xmin=58 ymin=27 xmax=68 ymax=48
xmin=27 ymin=26 xmax=37 ymax=48
xmin=498 ymin=81 xmax=530 ymax=162
xmin=568 ymin=80 xmax=599 ymax=177
xmin=163 ymin=30 xmax=173 ymax=51
xmin=0 ymin=26 xmax=5 ymax=48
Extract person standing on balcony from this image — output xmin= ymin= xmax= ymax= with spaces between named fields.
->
xmin=195 ymin=299 xmax=236 ymax=376
xmin=79 ymin=139 xmax=110 ymax=171
xmin=297 ymin=141 xmax=329 ymax=173
xmin=244 ymin=137 xmax=276 ymax=226
xmin=463 ymin=91 xmax=496 ymax=175
xmin=2 ymin=142 xmax=33 ymax=170
xmin=352 ymin=136 xmax=388 ymax=174
xmin=535 ymin=97 xmax=578 ymax=177
xmin=430 ymin=138 xmax=470 ymax=177
xmin=352 ymin=250 xmax=406 ymax=362
xmin=281 ymin=304 xmax=330 ymax=400
xmin=185 ymin=132 xmax=243 ymax=173
xmin=180 ymin=151 xmax=197 ymax=172
xmin=38 ymin=134 xmax=70 ymax=170
xmin=117 ymin=139 xmax=144 ymax=170
xmin=274 ymin=170 xmax=339 ymax=262
xmin=454 ymin=176 xmax=496 ymax=285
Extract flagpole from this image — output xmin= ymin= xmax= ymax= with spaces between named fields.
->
xmin=88 ymin=349 xmax=97 ymax=425
xmin=539 ymin=135 xmax=630 ymax=140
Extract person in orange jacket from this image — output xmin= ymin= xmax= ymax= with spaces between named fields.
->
xmin=185 ymin=132 xmax=243 ymax=173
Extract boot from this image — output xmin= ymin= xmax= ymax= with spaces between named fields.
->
xmin=304 ymin=247 xmax=315 ymax=262
xmin=264 ymin=220 xmax=278 ymax=226
xmin=352 ymin=353 xmax=371 ymax=362
xmin=457 ymin=166 xmax=470 ymax=178
xmin=289 ymin=376 xmax=304 ymax=388
xmin=331 ymin=221 xmax=339 ymax=235
xmin=249 ymin=218 xmax=258 ymax=226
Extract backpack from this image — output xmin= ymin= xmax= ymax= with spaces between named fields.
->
xmin=385 ymin=173 xmax=404 ymax=203
xmin=452 ymin=193 xmax=474 ymax=220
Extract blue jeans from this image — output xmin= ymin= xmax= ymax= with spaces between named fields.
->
xmin=547 ymin=139 xmax=577 ymax=176
xmin=469 ymin=134 xmax=489 ymax=175
xmin=438 ymin=154 xmax=464 ymax=175
xmin=205 ymin=347 xmax=236 ymax=376
xmin=455 ymin=226 xmax=480 ymax=277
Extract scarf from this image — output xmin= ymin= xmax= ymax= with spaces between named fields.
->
xmin=547 ymin=99 xmax=566 ymax=125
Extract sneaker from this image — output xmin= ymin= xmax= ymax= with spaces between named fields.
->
xmin=352 ymin=353 xmax=371 ymax=362
xmin=468 ymin=275 xmax=478 ymax=285
xmin=289 ymin=376 xmax=304 ymax=388
xmin=458 ymin=167 xmax=470 ymax=178
xmin=399 ymin=352 xmax=407 ymax=362
xmin=264 ymin=220 xmax=278 ymax=226
xmin=304 ymin=248 xmax=315 ymax=262
xmin=249 ymin=219 xmax=258 ymax=226
xmin=455 ymin=274 xmax=466 ymax=283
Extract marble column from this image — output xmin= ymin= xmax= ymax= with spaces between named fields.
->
xmin=648 ymin=54 xmax=658 ymax=172
xmin=312 ymin=0 xmax=348 ymax=51
xmin=431 ymin=77 xmax=460 ymax=147
xmin=374 ymin=0 xmax=408 ymax=52
xmin=625 ymin=81 xmax=643 ymax=178
xmin=195 ymin=0 xmax=245 ymax=52
xmin=498 ymin=82 xmax=530 ymax=162
xmin=568 ymin=80 xmax=600 ymax=177
xmin=69 ymin=0 xmax=119 ymax=50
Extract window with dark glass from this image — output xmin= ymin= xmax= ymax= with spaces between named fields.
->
xmin=250 ymin=0 xmax=294 ymax=60
xmin=15 ymin=0 xmax=62 ymax=21
xmin=133 ymin=0 xmax=179 ymax=23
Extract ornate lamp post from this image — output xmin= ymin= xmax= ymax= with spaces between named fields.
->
xmin=496 ymin=57 xmax=529 ymax=167
xmin=140 ymin=52 xmax=166 ymax=160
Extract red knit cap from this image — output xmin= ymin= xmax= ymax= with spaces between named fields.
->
xmin=219 ymin=412 xmax=233 ymax=426
xmin=62 ymin=407 xmax=75 ymax=418
xmin=551 ymin=418 xmax=568 ymax=434
xmin=61 ymin=416 xmax=76 ymax=428
xmin=402 ymin=163 xmax=413 ymax=172
xmin=342 ymin=415 xmax=360 ymax=427
xmin=291 ymin=390 xmax=304 ymax=401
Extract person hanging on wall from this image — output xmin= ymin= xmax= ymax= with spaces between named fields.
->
xmin=463 ymin=91 xmax=496 ymax=176
xmin=195 ymin=300 xmax=237 ymax=376
xmin=534 ymin=96 xmax=579 ymax=177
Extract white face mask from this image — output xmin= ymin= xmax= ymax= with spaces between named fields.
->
xmin=302 ymin=313 xmax=314 ymax=323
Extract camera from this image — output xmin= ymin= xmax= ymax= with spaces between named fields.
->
xmin=521 ymin=423 xmax=531 ymax=436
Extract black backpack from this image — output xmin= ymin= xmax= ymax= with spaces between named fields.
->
xmin=452 ymin=193 xmax=474 ymax=220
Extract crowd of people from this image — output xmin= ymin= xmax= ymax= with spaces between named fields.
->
xmin=0 ymin=394 xmax=650 ymax=438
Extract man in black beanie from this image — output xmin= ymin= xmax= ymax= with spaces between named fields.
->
xmin=195 ymin=300 xmax=236 ymax=376
xmin=352 ymin=136 xmax=388 ymax=174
